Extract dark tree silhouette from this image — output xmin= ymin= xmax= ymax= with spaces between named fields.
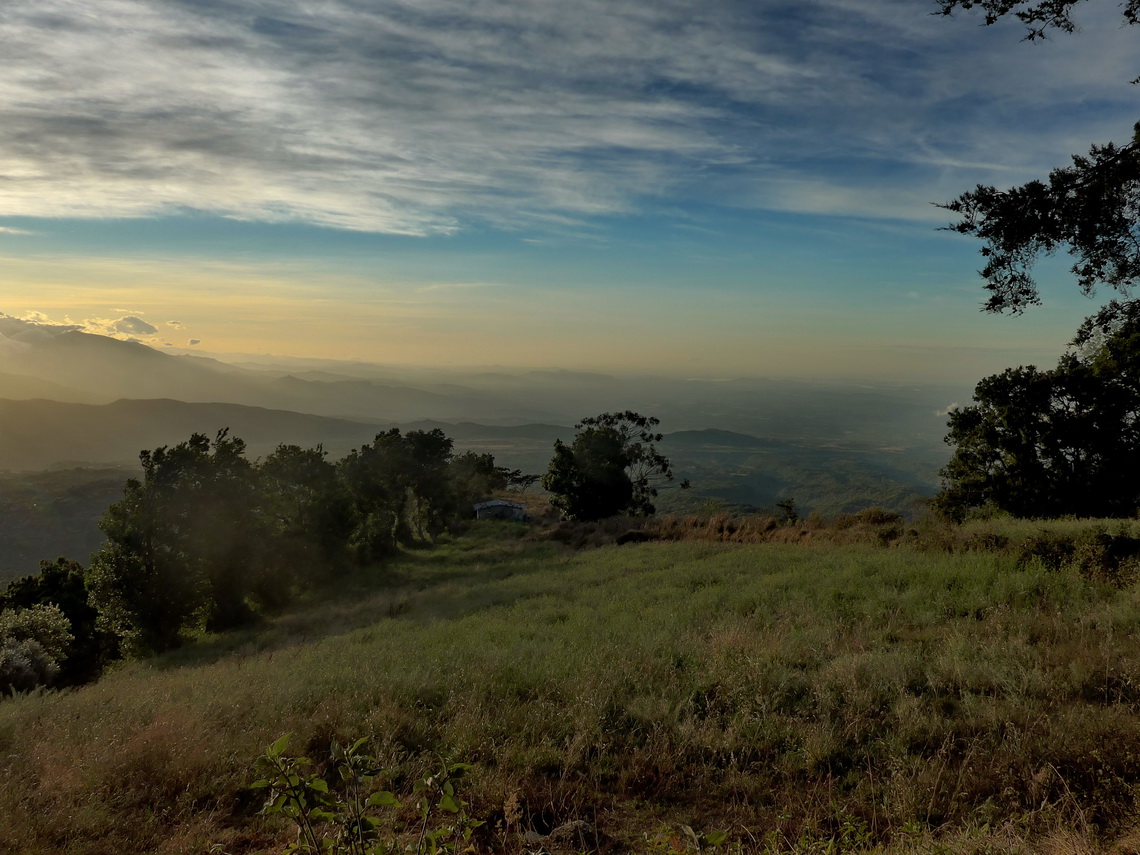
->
xmin=935 ymin=303 xmax=1140 ymax=519
xmin=542 ymin=411 xmax=682 ymax=521
xmin=938 ymin=0 xmax=1140 ymax=312
xmin=88 ymin=430 xmax=267 ymax=653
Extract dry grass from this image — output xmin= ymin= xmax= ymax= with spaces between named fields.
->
xmin=4 ymin=524 xmax=1140 ymax=853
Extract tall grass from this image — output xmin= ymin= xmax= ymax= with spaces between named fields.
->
xmin=2 ymin=522 xmax=1140 ymax=852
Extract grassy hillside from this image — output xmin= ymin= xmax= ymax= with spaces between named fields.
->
xmin=3 ymin=523 xmax=1140 ymax=853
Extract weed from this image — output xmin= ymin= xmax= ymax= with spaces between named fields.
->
xmin=251 ymin=734 xmax=482 ymax=855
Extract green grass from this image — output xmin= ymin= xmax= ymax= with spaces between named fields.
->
xmin=3 ymin=522 xmax=1140 ymax=853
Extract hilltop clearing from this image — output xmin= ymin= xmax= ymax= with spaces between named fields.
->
xmin=3 ymin=522 xmax=1140 ymax=853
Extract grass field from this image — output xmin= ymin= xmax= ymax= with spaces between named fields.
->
xmin=3 ymin=520 xmax=1140 ymax=853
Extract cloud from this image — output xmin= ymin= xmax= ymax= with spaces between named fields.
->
xmin=84 ymin=316 xmax=159 ymax=337
xmin=188 ymin=339 xmax=201 ymax=346
xmin=0 ymin=310 xmax=172 ymax=346
xmin=935 ymin=402 xmax=961 ymax=416
xmin=415 ymin=281 xmax=508 ymax=294
xmin=0 ymin=226 xmax=35 ymax=235
xmin=0 ymin=0 xmax=1134 ymax=233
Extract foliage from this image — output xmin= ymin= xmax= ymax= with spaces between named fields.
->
xmin=937 ymin=0 xmax=1140 ymax=40
xmin=339 ymin=429 xmax=459 ymax=560
xmin=80 ymin=423 xmax=517 ymax=658
xmin=1 ymin=557 xmax=117 ymax=684
xmin=0 ymin=638 xmax=57 ymax=695
xmin=87 ymin=430 xmax=269 ymax=653
xmin=501 ymin=469 xmax=540 ymax=493
xmin=253 ymin=733 xmax=400 ymax=855
xmin=259 ymin=444 xmax=356 ymax=590
xmin=542 ymin=411 xmax=683 ymax=520
xmin=943 ymin=128 xmax=1140 ymax=313
xmin=0 ymin=603 xmax=73 ymax=693
xmin=939 ymin=0 xmax=1140 ymax=312
xmin=774 ymin=497 xmax=799 ymax=525
xmin=252 ymin=734 xmax=481 ymax=855
xmin=447 ymin=451 xmax=508 ymax=512
xmin=935 ymin=308 xmax=1140 ymax=519
xmin=0 ymin=603 xmax=73 ymax=666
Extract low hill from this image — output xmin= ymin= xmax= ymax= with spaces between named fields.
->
xmin=0 ymin=398 xmax=385 ymax=471
xmin=0 ymin=467 xmax=132 ymax=581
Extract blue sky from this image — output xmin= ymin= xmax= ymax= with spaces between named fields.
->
xmin=1 ymin=0 xmax=1136 ymax=380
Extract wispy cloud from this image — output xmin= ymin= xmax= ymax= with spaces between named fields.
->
xmin=415 ymin=281 xmax=509 ymax=294
xmin=0 ymin=226 xmax=35 ymax=235
xmin=0 ymin=0 xmax=1134 ymax=233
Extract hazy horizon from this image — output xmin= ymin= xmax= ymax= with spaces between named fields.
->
xmin=0 ymin=306 xmax=1093 ymax=386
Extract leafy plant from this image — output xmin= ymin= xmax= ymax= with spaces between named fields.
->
xmin=253 ymin=734 xmax=399 ymax=855
xmin=251 ymin=734 xmax=482 ymax=855
xmin=644 ymin=825 xmax=731 ymax=853
xmin=410 ymin=761 xmax=483 ymax=855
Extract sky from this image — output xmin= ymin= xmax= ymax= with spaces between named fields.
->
xmin=1 ymin=0 xmax=1137 ymax=381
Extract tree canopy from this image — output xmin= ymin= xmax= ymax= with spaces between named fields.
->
xmin=939 ymin=0 xmax=1140 ymax=313
xmin=936 ymin=1 xmax=1140 ymax=39
xmin=935 ymin=302 xmax=1140 ymax=519
xmin=542 ymin=411 xmax=683 ymax=521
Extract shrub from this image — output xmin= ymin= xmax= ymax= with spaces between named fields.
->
xmin=1015 ymin=530 xmax=1078 ymax=571
xmin=0 ymin=604 xmax=73 ymax=670
xmin=1070 ymin=528 xmax=1140 ymax=587
xmin=0 ymin=638 xmax=57 ymax=694
xmin=1 ymin=558 xmax=118 ymax=685
xmin=250 ymin=734 xmax=483 ymax=855
xmin=852 ymin=507 xmax=903 ymax=526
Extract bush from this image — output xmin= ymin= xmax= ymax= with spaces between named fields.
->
xmin=0 ymin=604 xmax=73 ymax=670
xmin=1014 ymin=527 xmax=1140 ymax=587
xmin=1071 ymin=528 xmax=1140 ymax=587
xmin=2 ymin=558 xmax=118 ymax=685
xmin=0 ymin=638 xmax=57 ymax=694
xmin=1015 ymin=530 xmax=1078 ymax=571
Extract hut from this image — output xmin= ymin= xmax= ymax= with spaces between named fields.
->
xmin=473 ymin=500 xmax=529 ymax=521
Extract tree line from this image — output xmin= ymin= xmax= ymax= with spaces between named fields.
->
xmin=0 ymin=412 xmax=683 ymax=696
xmin=0 ymin=427 xmax=531 ymax=693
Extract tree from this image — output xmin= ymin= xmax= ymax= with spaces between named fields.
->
xmin=542 ymin=411 xmax=683 ymax=521
xmin=938 ymin=1 xmax=1140 ymax=312
xmin=259 ymin=444 xmax=355 ymax=589
xmin=935 ymin=304 xmax=1140 ymax=519
xmin=339 ymin=428 xmax=460 ymax=560
xmin=88 ymin=430 xmax=269 ymax=654
xmin=936 ymin=1 xmax=1139 ymax=39
xmin=448 ymin=451 xmax=508 ymax=510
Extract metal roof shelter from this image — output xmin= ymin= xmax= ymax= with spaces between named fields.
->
xmin=473 ymin=500 xmax=529 ymax=521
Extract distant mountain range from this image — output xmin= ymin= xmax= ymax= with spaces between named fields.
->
xmin=0 ymin=408 xmax=936 ymax=582
xmin=0 ymin=398 xmax=386 ymax=470
xmin=0 ymin=317 xmax=963 ymax=579
xmin=0 ymin=317 xmax=970 ymax=449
